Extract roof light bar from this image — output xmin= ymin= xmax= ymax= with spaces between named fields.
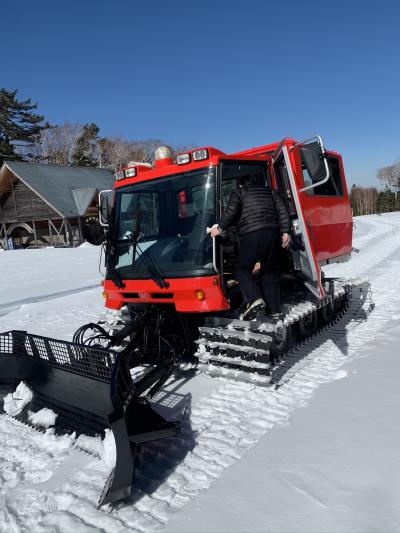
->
xmin=177 ymin=153 xmax=191 ymax=165
xmin=192 ymin=149 xmax=208 ymax=161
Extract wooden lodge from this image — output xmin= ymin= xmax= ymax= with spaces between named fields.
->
xmin=0 ymin=161 xmax=114 ymax=249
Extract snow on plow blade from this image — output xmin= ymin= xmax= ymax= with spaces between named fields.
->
xmin=0 ymin=330 xmax=180 ymax=508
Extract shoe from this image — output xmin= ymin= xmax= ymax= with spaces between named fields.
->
xmin=240 ymin=298 xmax=265 ymax=321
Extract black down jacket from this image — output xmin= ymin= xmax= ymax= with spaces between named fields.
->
xmin=219 ymin=184 xmax=290 ymax=236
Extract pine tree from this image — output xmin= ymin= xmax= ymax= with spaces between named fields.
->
xmin=377 ymin=187 xmax=395 ymax=213
xmin=377 ymin=191 xmax=385 ymax=213
xmin=71 ymin=123 xmax=99 ymax=166
xmin=0 ymin=88 xmax=44 ymax=165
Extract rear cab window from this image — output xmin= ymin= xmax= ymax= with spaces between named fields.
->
xmin=302 ymin=155 xmax=344 ymax=197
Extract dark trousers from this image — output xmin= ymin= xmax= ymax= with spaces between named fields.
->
xmin=236 ymin=228 xmax=281 ymax=313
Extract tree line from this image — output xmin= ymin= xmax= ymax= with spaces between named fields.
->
xmin=0 ymin=88 xmax=191 ymax=170
xmin=351 ymin=158 xmax=400 ymax=216
xmin=350 ymin=185 xmax=400 ymax=216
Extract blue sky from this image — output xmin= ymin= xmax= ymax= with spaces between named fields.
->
xmin=2 ymin=0 xmax=399 ymax=186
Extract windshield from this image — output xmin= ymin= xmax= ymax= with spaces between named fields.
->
xmin=110 ymin=167 xmax=215 ymax=280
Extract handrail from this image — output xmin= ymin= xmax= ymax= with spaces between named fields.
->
xmin=206 ymin=225 xmax=218 ymax=272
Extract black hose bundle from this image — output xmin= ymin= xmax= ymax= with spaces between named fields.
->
xmin=72 ymin=323 xmax=113 ymax=347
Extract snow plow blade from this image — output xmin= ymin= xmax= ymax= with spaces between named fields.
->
xmin=0 ymin=330 xmax=180 ymax=508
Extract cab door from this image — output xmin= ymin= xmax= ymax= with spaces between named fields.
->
xmin=294 ymin=148 xmax=352 ymax=266
xmin=272 ymin=138 xmax=325 ymax=299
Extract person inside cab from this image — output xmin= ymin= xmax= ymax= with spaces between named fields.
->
xmin=211 ymin=173 xmax=290 ymax=320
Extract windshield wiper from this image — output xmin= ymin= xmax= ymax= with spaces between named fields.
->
xmin=130 ymin=203 xmax=169 ymax=289
xmin=136 ymin=243 xmax=170 ymax=289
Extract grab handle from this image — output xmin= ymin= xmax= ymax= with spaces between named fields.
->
xmin=206 ymin=224 xmax=219 ymax=272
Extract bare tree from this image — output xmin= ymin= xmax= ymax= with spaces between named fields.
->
xmin=377 ymin=162 xmax=400 ymax=187
xmin=364 ymin=187 xmax=378 ymax=214
xmin=129 ymin=139 xmax=164 ymax=164
xmin=350 ymin=185 xmax=378 ymax=216
xmin=97 ymin=137 xmax=137 ymax=170
xmin=31 ymin=122 xmax=82 ymax=165
xmin=97 ymin=137 xmax=176 ymax=170
xmin=31 ymin=124 xmax=197 ymax=171
xmin=377 ymin=160 xmax=400 ymax=209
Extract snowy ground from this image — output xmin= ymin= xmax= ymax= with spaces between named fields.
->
xmin=0 ymin=213 xmax=400 ymax=533
xmin=0 ymin=243 xmax=104 ymax=328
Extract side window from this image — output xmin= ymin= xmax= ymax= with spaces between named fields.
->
xmin=303 ymin=156 xmax=343 ymax=197
xmin=221 ymin=162 xmax=269 ymax=211
xmin=117 ymin=192 xmax=158 ymax=240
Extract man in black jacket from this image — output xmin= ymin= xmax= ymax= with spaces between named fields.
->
xmin=211 ymin=175 xmax=291 ymax=320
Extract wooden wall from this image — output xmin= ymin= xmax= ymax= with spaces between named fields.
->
xmin=0 ymin=172 xmax=59 ymax=223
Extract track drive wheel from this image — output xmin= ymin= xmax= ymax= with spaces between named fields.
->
xmin=321 ymin=300 xmax=335 ymax=325
xmin=270 ymin=324 xmax=292 ymax=364
xmin=298 ymin=310 xmax=317 ymax=339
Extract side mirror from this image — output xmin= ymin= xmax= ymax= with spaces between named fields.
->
xmin=99 ymin=190 xmax=113 ymax=227
xmin=300 ymin=141 xmax=325 ymax=182
xmin=291 ymin=135 xmax=330 ymax=193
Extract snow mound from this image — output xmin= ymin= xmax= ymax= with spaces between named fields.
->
xmin=332 ymin=369 xmax=348 ymax=380
xmin=78 ymin=241 xmax=96 ymax=248
xmin=101 ymin=428 xmax=116 ymax=469
xmin=76 ymin=428 xmax=116 ymax=469
xmin=28 ymin=407 xmax=58 ymax=428
xmin=3 ymin=381 xmax=33 ymax=416
xmin=75 ymin=433 xmax=103 ymax=456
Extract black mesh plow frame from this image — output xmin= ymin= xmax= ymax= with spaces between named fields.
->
xmin=0 ymin=330 xmax=181 ymax=508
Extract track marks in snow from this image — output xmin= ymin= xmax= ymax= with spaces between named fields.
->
xmin=0 ymin=283 xmax=100 ymax=318
xmin=325 ymin=213 xmax=400 ymax=278
xmin=273 ymin=470 xmax=329 ymax=509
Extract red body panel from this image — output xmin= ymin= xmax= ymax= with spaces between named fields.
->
xmin=104 ymin=276 xmax=230 ymax=312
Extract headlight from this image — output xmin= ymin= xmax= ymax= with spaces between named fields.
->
xmin=177 ymin=153 xmax=191 ymax=165
xmin=115 ymin=170 xmax=125 ymax=180
xmin=192 ymin=149 xmax=208 ymax=161
xmin=125 ymin=168 xmax=136 ymax=178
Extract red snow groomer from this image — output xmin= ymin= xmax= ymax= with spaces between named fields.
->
xmin=0 ymin=136 xmax=370 ymax=508
xmin=102 ymin=136 xmax=352 ymax=309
